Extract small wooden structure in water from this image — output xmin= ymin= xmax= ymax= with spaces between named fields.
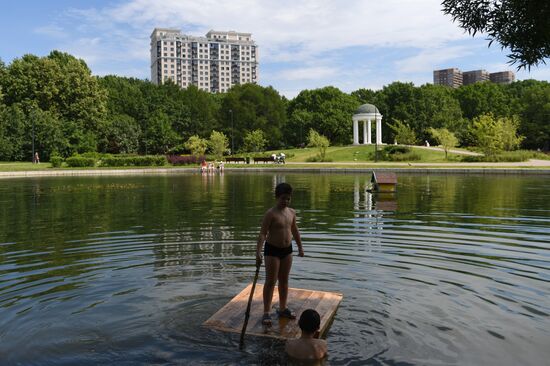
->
xmin=370 ymin=172 xmax=397 ymax=192
xmin=203 ymin=284 xmax=343 ymax=340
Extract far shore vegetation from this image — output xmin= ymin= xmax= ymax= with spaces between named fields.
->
xmin=0 ymin=51 xmax=549 ymax=170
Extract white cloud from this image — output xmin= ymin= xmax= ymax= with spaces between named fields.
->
xmin=113 ymin=0 xmax=465 ymax=58
xmin=31 ymin=0 xmax=549 ymax=94
xmin=34 ymin=24 xmax=67 ymax=39
xmin=395 ymin=45 xmax=472 ymax=73
xmin=55 ymin=0 xmax=467 ymax=65
xmin=279 ymin=66 xmax=338 ymax=80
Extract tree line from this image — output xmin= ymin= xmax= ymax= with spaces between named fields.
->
xmin=0 ymin=51 xmax=549 ymax=161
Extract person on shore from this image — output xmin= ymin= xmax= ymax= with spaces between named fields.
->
xmin=285 ymin=309 xmax=328 ymax=360
xmin=256 ymin=182 xmax=304 ymax=326
xmin=34 ymin=152 xmax=40 ymax=164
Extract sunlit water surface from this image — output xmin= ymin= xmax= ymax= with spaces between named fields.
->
xmin=0 ymin=173 xmax=549 ymax=365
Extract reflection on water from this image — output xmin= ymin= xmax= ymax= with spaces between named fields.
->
xmin=0 ymin=173 xmax=549 ymax=365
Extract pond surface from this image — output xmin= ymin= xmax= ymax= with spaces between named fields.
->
xmin=0 ymin=172 xmax=549 ymax=365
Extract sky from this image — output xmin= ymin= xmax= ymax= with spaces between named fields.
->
xmin=1 ymin=0 xmax=549 ymax=98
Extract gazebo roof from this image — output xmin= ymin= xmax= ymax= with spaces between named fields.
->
xmin=354 ymin=103 xmax=380 ymax=115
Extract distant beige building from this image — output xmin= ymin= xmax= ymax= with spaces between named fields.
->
xmin=433 ymin=68 xmax=463 ymax=88
xmin=434 ymin=67 xmax=515 ymax=87
xmin=463 ymin=69 xmax=490 ymax=85
xmin=489 ymin=71 xmax=515 ymax=84
xmin=150 ymin=28 xmax=258 ymax=93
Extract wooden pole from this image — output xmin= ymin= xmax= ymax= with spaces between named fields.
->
xmin=239 ymin=263 xmax=261 ymax=349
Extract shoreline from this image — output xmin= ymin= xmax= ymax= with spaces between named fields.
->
xmin=1 ymin=166 xmax=550 ymax=178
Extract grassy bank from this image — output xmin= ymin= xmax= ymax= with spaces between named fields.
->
xmin=269 ymin=145 xmax=463 ymax=163
xmin=1 ymin=145 xmax=548 ymax=172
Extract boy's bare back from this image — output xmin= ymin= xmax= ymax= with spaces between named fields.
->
xmin=285 ymin=338 xmax=327 ymax=360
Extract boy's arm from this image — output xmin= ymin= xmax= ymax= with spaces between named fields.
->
xmin=256 ymin=212 xmax=271 ymax=266
xmin=291 ymin=212 xmax=304 ymax=257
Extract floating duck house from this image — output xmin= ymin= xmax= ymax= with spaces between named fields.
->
xmin=371 ymin=172 xmax=397 ymax=192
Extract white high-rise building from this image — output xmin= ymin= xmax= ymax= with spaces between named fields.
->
xmin=150 ymin=28 xmax=259 ymax=93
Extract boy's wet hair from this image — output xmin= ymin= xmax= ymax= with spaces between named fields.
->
xmin=275 ymin=182 xmax=292 ymax=197
xmin=298 ymin=309 xmax=320 ymax=333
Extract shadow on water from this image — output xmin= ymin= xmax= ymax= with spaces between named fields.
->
xmin=0 ymin=172 xmax=549 ymax=365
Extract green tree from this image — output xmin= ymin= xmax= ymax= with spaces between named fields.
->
xmin=307 ymin=129 xmax=330 ymax=161
xmin=442 ymin=0 xmax=550 ymax=68
xmin=454 ymin=82 xmax=511 ymax=120
xmin=0 ymin=51 xmax=107 ymax=156
xmin=143 ymin=110 xmax=179 ymax=154
xmin=0 ymin=104 xmax=26 ymax=160
xmin=351 ymin=88 xmax=379 ymax=105
xmin=511 ymin=80 xmax=550 ymax=150
xmin=470 ymin=114 xmax=524 ymax=156
xmin=221 ymin=84 xmax=286 ymax=150
xmin=208 ymin=130 xmax=228 ymax=158
xmin=98 ymin=114 xmax=141 ymax=154
xmin=287 ymin=86 xmax=359 ymax=145
xmin=415 ymin=84 xmax=465 ymax=138
xmin=29 ymin=105 xmax=68 ymax=160
xmin=500 ymin=115 xmax=525 ymax=151
xmin=374 ymin=82 xmax=418 ymax=143
xmin=428 ymin=128 xmax=459 ymax=159
xmin=180 ymin=84 xmax=219 ymax=137
xmin=285 ymin=109 xmax=313 ymax=147
xmin=388 ymin=119 xmax=417 ymax=145
xmin=185 ymin=135 xmax=208 ymax=156
xmin=99 ymin=76 xmax=148 ymax=125
xmin=242 ymin=129 xmax=267 ymax=153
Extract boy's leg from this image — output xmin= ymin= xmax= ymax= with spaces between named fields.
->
xmin=263 ymin=255 xmax=280 ymax=314
xmin=277 ymin=253 xmax=293 ymax=311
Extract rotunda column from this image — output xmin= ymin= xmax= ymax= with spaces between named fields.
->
xmin=367 ymin=119 xmax=372 ymax=144
xmin=353 ymin=118 xmax=359 ymax=145
xmin=376 ymin=118 xmax=382 ymax=144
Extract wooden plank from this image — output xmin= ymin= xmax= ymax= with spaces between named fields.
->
xmin=203 ymin=283 xmax=343 ymax=340
xmin=280 ymin=289 xmax=319 ymax=338
xmin=204 ymin=284 xmax=251 ymax=329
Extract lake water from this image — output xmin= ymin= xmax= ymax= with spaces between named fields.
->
xmin=0 ymin=172 xmax=549 ymax=365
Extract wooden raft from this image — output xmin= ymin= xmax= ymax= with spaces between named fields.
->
xmin=203 ymin=283 xmax=343 ymax=340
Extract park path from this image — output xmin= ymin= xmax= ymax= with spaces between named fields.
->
xmin=408 ymin=145 xmax=482 ymax=156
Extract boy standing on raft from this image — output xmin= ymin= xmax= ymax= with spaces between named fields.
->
xmin=256 ymin=183 xmax=304 ymax=326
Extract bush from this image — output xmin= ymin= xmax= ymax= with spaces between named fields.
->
xmin=79 ymin=152 xmax=103 ymax=160
xmin=306 ymin=156 xmax=333 ymax=162
xmin=167 ymin=155 xmax=206 ymax=165
xmin=461 ymin=150 xmax=538 ymax=162
xmin=369 ymin=145 xmax=421 ymax=161
xmin=100 ymin=155 xmax=166 ymax=167
xmin=383 ymin=145 xmax=411 ymax=154
xmin=50 ymin=155 xmax=63 ymax=168
xmin=66 ymin=156 xmax=96 ymax=167
xmin=386 ymin=152 xmax=422 ymax=161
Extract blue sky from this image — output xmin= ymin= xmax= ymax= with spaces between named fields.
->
xmin=1 ymin=0 xmax=549 ymax=98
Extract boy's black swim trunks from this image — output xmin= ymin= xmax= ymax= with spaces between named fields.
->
xmin=264 ymin=242 xmax=292 ymax=259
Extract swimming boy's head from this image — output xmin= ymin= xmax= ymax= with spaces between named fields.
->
xmin=275 ymin=182 xmax=292 ymax=197
xmin=275 ymin=183 xmax=292 ymax=208
xmin=298 ymin=309 xmax=320 ymax=334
